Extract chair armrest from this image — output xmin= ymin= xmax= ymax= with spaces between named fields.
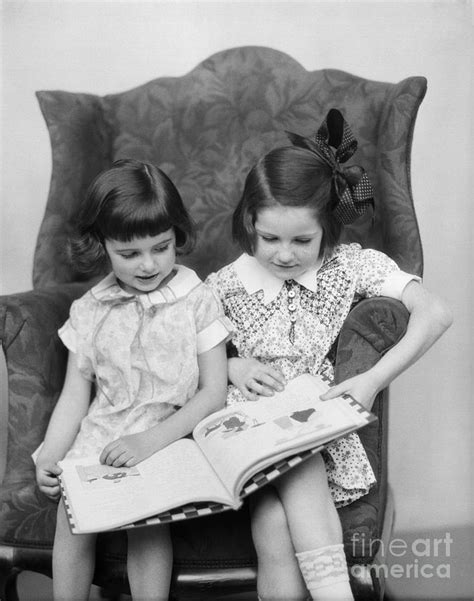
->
xmin=0 ymin=283 xmax=90 ymax=485
xmin=335 ymin=297 xmax=409 ymax=563
xmin=335 ymin=296 xmax=409 ymax=383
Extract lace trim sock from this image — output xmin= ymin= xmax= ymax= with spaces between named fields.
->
xmin=296 ymin=544 xmax=353 ymax=600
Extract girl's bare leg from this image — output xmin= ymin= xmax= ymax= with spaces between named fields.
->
xmin=276 ymin=453 xmax=342 ymax=547
xmin=53 ymin=499 xmax=96 ymax=601
xmin=127 ymin=523 xmax=173 ymax=601
xmin=275 ymin=453 xmax=353 ymax=600
xmin=250 ymin=487 xmax=308 ymax=600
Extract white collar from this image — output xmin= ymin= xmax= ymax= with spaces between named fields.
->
xmin=90 ymin=264 xmax=201 ymax=305
xmin=233 ymin=253 xmax=320 ymax=304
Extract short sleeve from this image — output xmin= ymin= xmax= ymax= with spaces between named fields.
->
xmin=192 ymin=283 xmax=234 ymax=354
xmin=204 ymin=271 xmax=223 ymax=302
xmin=58 ymin=318 xmax=77 ymax=353
xmin=58 ymin=298 xmax=95 ymax=380
xmin=380 ymin=269 xmax=422 ymax=300
xmin=356 ymin=248 xmax=421 ymax=300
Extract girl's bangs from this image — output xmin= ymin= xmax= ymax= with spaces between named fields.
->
xmin=99 ymin=200 xmax=172 ymax=241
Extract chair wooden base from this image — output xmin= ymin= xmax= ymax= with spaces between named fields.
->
xmin=0 ymin=538 xmax=393 ymax=601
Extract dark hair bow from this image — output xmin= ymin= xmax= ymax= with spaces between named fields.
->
xmin=286 ymin=108 xmax=374 ymax=225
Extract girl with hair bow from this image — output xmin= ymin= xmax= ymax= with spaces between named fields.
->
xmin=206 ymin=109 xmax=451 ymax=600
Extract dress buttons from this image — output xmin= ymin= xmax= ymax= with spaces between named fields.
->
xmin=286 ymin=281 xmax=298 ymax=332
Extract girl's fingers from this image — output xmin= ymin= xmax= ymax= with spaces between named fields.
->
xmin=255 ymin=372 xmax=285 ymax=392
xmin=321 ymin=386 xmax=361 ymax=404
xmin=39 ymin=483 xmax=60 ymax=497
xmin=265 ymin=367 xmax=286 ymax=386
xmin=37 ymin=463 xmax=62 ymax=478
xmin=41 ymin=473 xmax=60 ymax=486
xmin=47 ymin=464 xmax=63 ymax=476
xmin=38 ymin=476 xmax=59 ymax=496
xmin=238 ymin=385 xmax=258 ymax=402
xmin=101 ymin=439 xmax=136 ymax=466
xmin=100 ymin=440 xmax=121 ymax=464
xmin=100 ymin=448 xmax=115 ymax=465
xmin=111 ymin=451 xmax=129 ymax=467
xmin=103 ymin=450 xmax=120 ymax=466
xmin=320 ymin=384 xmax=347 ymax=400
xmin=248 ymin=379 xmax=275 ymax=397
xmin=104 ymin=446 xmax=130 ymax=467
xmin=250 ymin=365 xmax=285 ymax=386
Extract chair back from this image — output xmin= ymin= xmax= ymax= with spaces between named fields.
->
xmin=35 ymin=46 xmax=426 ymax=288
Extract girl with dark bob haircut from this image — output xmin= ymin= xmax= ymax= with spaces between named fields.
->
xmin=70 ymin=158 xmax=195 ymax=273
xmin=36 ymin=158 xmax=232 ymax=601
xmin=232 ymin=145 xmax=340 ymax=255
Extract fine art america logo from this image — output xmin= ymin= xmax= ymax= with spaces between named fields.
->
xmin=350 ymin=532 xmax=453 ymax=580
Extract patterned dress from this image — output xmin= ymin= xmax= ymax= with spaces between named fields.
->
xmin=206 ymin=243 xmax=419 ymax=506
xmin=59 ymin=265 xmax=233 ymax=459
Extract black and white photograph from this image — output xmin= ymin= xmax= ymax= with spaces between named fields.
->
xmin=1 ymin=1 xmax=472 ymax=600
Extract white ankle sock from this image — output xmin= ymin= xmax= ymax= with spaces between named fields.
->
xmin=295 ymin=544 xmax=353 ymax=600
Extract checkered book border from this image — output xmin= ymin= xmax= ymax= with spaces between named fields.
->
xmin=115 ymin=446 xmax=324 ymax=531
xmin=58 ymin=474 xmax=77 ymax=533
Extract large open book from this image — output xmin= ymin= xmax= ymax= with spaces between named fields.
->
xmin=58 ymin=374 xmax=375 ymax=534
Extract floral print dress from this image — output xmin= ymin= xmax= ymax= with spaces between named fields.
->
xmin=59 ymin=265 xmax=233 ymax=459
xmin=206 ymin=243 xmax=419 ymax=507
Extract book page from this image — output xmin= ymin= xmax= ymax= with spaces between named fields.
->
xmin=193 ymin=374 xmax=373 ymax=497
xmin=59 ymin=438 xmax=235 ymax=534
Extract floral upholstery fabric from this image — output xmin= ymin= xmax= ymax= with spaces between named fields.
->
xmin=34 ymin=46 xmax=426 ymax=288
xmin=0 ymin=283 xmax=88 ymax=547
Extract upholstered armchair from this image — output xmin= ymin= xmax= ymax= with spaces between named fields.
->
xmin=0 ymin=46 xmax=426 ymax=600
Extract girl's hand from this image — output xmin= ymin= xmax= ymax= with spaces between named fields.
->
xmin=320 ymin=372 xmax=381 ymax=411
xmin=36 ymin=462 xmax=62 ymax=500
xmin=228 ymin=357 xmax=286 ymax=401
xmin=100 ymin=432 xmax=155 ymax=468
